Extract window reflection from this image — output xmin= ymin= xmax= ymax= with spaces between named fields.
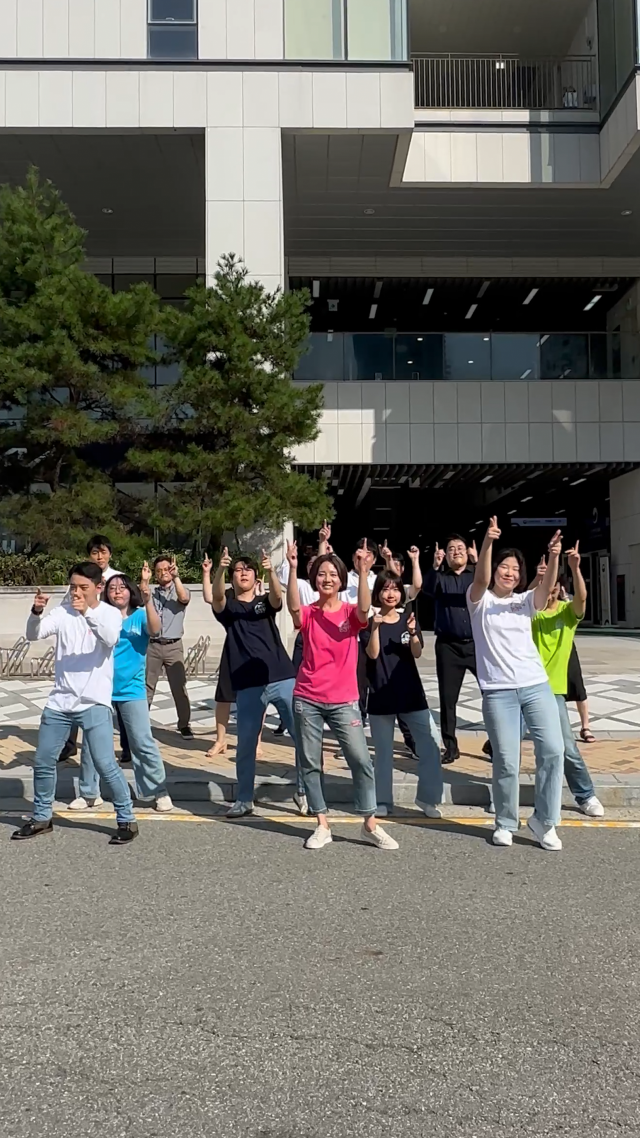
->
xmin=444 ymin=334 xmax=491 ymax=380
xmin=491 ymin=334 xmax=540 ymax=381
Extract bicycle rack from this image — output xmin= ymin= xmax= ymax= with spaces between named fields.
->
xmin=30 ymin=647 xmax=55 ymax=678
xmin=1 ymin=637 xmax=30 ymax=677
xmin=185 ymin=635 xmax=211 ymax=677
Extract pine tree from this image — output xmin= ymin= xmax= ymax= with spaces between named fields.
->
xmin=0 ymin=167 xmax=161 ymax=555
xmin=129 ymin=254 xmax=330 ymax=550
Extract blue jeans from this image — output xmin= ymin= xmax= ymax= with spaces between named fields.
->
xmin=370 ymin=708 xmax=443 ymax=810
xmin=482 ymin=682 xmax=564 ymax=832
xmin=556 ymin=695 xmax=595 ymax=804
xmin=33 ymin=705 xmax=135 ymax=824
xmin=235 ymin=678 xmax=303 ymax=803
xmin=80 ymin=699 xmax=168 ymax=801
xmin=293 ymin=698 xmax=377 ymax=816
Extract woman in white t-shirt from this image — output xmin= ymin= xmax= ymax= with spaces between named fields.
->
xmin=467 ymin=517 xmax=565 ymax=851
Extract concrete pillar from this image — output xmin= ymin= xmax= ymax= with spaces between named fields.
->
xmin=610 ymin=468 xmax=640 ymax=626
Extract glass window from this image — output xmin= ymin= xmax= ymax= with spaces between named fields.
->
xmin=156 ymin=274 xmax=199 ymax=299
xmin=540 ymin=334 xmax=589 ymax=379
xmin=347 ymin=0 xmax=406 ymax=60
xmin=294 ymin=334 xmax=345 ymax=381
xmin=114 ymin=274 xmax=155 ymax=291
xmin=444 ymin=334 xmax=491 ymax=380
xmin=597 ymin=0 xmax=636 ymax=116
xmin=395 ymin=334 xmax=443 ymax=380
xmin=345 ymin=334 xmax=393 ymax=380
xmin=491 ymin=334 xmax=540 ymax=381
xmin=149 ymin=0 xmax=195 ymax=21
xmin=148 ymin=24 xmax=198 ymax=57
xmin=285 ymin=0 xmax=344 ymax=59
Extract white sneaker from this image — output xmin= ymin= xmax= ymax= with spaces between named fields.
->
xmin=580 ymin=795 xmax=604 ymax=818
xmin=376 ymin=804 xmax=391 ymax=817
xmin=227 ymin=800 xmax=254 ymax=818
xmin=68 ymin=796 xmax=103 ymax=811
xmin=293 ymin=791 xmax=309 ymax=816
xmin=360 ymin=823 xmax=399 ymax=850
xmin=304 ymin=824 xmax=332 ymax=849
xmin=415 ymin=800 xmax=442 ymax=819
xmin=154 ymin=794 xmax=174 ymax=813
xmin=527 ymin=815 xmax=562 ymax=851
xmin=492 ymin=828 xmax=513 ymax=847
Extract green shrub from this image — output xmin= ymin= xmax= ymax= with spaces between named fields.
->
xmin=0 ymin=550 xmax=205 ymax=586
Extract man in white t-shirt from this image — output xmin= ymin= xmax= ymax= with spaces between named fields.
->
xmin=11 ymin=561 xmax=139 ymax=846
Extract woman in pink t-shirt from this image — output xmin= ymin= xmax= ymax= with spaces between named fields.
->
xmin=286 ymin=541 xmax=399 ymax=852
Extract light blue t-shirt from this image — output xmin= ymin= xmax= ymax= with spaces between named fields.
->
xmin=113 ymin=609 xmax=148 ymax=702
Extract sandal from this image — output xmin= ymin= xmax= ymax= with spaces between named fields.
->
xmin=580 ymin=728 xmax=596 ymax=744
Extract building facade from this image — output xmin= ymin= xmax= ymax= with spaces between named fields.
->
xmin=2 ymin=1 xmax=640 ymax=622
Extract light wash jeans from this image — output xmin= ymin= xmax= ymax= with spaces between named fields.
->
xmin=293 ymin=697 xmax=377 ymax=816
xmin=482 ymin=681 xmax=564 ymax=833
xmin=556 ymin=695 xmax=595 ymax=805
xmin=33 ymin=705 xmax=135 ymax=824
xmin=369 ymin=708 xmax=443 ymax=810
xmin=80 ymin=699 xmax=168 ymax=801
xmin=235 ymin=678 xmax=303 ymax=803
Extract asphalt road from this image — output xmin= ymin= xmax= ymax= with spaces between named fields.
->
xmin=1 ymin=811 xmax=639 ymax=1138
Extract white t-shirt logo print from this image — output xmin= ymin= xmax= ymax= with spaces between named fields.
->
xmin=401 ymin=631 xmax=411 ymax=645
xmin=254 ymin=601 xmax=266 ymax=616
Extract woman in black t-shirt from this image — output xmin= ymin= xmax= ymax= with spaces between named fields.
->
xmin=361 ymin=571 xmax=443 ymax=818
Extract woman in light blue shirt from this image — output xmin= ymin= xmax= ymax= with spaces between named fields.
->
xmin=69 ymin=572 xmax=173 ymax=812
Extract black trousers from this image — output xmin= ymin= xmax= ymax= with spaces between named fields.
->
xmin=435 ymin=637 xmax=478 ymax=754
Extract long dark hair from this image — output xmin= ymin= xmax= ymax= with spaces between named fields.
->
xmin=372 ymin=569 xmax=404 ymax=608
xmin=104 ymin=573 xmax=145 ymax=613
xmin=490 ymin=548 xmax=528 ymax=594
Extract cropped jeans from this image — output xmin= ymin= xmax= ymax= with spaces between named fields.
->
xmin=235 ymin=678 xmax=304 ymax=804
xmin=482 ymin=681 xmax=564 ymax=833
xmin=33 ymin=705 xmax=135 ymax=824
xmin=369 ymin=708 xmax=443 ymax=810
xmin=80 ymin=698 xmax=168 ymax=802
xmin=293 ymin=697 xmax=377 ymax=817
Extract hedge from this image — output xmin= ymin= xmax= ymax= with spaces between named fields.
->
xmin=0 ymin=551 xmax=205 ymax=587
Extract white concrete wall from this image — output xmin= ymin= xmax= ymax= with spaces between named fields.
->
xmin=610 ymin=468 xmax=640 ymax=627
xmin=293 ymin=380 xmax=640 ymax=465
xmin=0 ymin=0 xmax=147 ymax=58
xmin=402 ymin=128 xmax=601 ymax=186
xmin=600 ymin=75 xmax=640 ymax=185
xmin=200 ymin=0 xmax=285 ymax=59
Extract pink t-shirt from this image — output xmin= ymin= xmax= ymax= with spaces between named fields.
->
xmin=294 ymin=602 xmax=367 ymax=705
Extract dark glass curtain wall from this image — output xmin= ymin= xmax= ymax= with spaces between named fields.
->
xmin=598 ymin=0 xmax=637 ymax=116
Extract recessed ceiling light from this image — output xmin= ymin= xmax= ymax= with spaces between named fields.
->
xmin=369 ymin=303 xmax=378 ymax=319
xmin=521 ymin=496 xmax=533 ymax=502
xmin=468 ymin=360 xmax=474 ymax=364
xmin=475 ymin=518 xmax=483 ymax=524
xmin=312 ymin=280 xmax=320 ymax=298
xmin=477 ymin=281 xmax=491 ymax=298
xmin=483 ymin=336 xmax=490 ymax=342
xmin=480 ymin=474 xmax=492 ymax=483
xmin=101 ymin=207 xmax=114 ymax=214
xmin=570 ymin=477 xmax=587 ymax=485
xmin=466 ymin=304 xmax=478 ymax=319
xmin=562 ymin=477 xmax=569 ymax=481
xmin=407 ymin=360 xmax=414 ymax=365
xmin=364 ymin=208 xmax=376 ymax=215
xmin=622 ymin=209 xmax=633 ymax=216
xmin=423 ymin=288 xmax=434 ymax=305
xmin=417 ymin=337 xmax=424 ymax=342
xmin=508 ymin=509 xmax=517 ymax=514
xmin=523 ymin=288 xmax=538 ymax=305
xmin=584 ymin=295 xmax=602 ymax=311
xmin=444 ymin=471 xmax=455 ymax=479
xmin=373 ymin=280 xmax=383 ymax=299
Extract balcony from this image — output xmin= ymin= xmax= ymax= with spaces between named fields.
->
xmin=294 ymin=332 xmax=640 ymax=383
xmin=412 ymin=54 xmax=598 ymax=112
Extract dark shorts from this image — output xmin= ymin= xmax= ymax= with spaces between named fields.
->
xmin=215 ymin=645 xmax=235 ymax=705
xmin=565 ymin=642 xmax=587 ymax=704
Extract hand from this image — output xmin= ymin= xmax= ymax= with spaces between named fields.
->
xmin=467 ymin=541 xmax=478 ymax=564
xmin=169 ymin=557 xmax=180 ymax=580
xmin=354 ymin=538 xmax=369 ymax=574
xmin=202 ymin=552 xmax=213 ymax=575
xmin=407 ymin=611 xmax=417 ymax=636
xmin=380 ymin=538 xmax=393 ymax=563
xmin=371 ymin=611 xmax=384 ymax=628
xmin=70 ymin=593 xmax=88 ymax=615
xmin=433 ymin=542 xmax=445 ymax=570
xmin=407 ymin=545 xmax=420 ymax=563
xmin=141 ymin=560 xmax=152 ymax=586
xmin=536 ymin=554 xmax=547 ymax=578
xmin=32 ymin=587 xmax=51 ymax=614
xmin=547 ymin=529 xmax=563 ymax=558
xmin=567 ymin=539 xmax=580 ymax=572
xmin=319 ymin=519 xmax=331 ymax=544
xmin=486 ymin=516 xmax=501 ymax=543
xmin=286 ymin=540 xmax=298 ymax=568
xmin=219 ymin=546 xmax=232 ymax=571
xmin=261 ymin=548 xmax=272 ymax=573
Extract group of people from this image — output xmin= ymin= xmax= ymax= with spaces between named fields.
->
xmin=11 ymin=518 xmax=600 ymax=854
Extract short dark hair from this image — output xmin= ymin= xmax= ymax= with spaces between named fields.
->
xmin=104 ymin=573 xmax=144 ymax=611
xmin=354 ymin=537 xmax=379 ymax=559
xmin=445 ymin=533 xmax=468 ymax=549
xmin=230 ymin=554 xmax=259 ymax=578
xmin=391 ymin=551 xmax=405 ymax=569
xmin=309 ymin=554 xmax=349 ymax=591
xmin=68 ymin=561 xmax=104 ymax=586
xmin=153 ymin=554 xmax=172 ymax=570
xmin=86 ymin=534 xmax=112 ymax=555
xmin=490 ymin=548 xmax=528 ymax=594
xmin=372 ymin=569 xmax=404 ymax=607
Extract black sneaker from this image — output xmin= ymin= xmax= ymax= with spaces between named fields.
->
xmin=108 ymin=822 xmax=139 ymax=846
xmin=441 ymin=748 xmax=460 ymax=766
xmin=179 ymin=727 xmax=194 ymax=739
xmin=11 ymin=819 xmax=54 ymax=841
xmin=273 ymin=723 xmax=286 ymax=737
xmin=58 ymin=741 xmax=77 ymax=762
xmin=120 ymin=751 xmax=132 ymax=765
xmin=482 ymin=739 xmax=493 ymax=761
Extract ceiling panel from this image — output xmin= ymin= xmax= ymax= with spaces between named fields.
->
xmin=409 ymin=0 xmax=593 ymax=56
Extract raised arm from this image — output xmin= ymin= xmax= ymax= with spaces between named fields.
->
xmin=201 ymin=552 xmax=213 ymax=607
xmin=140 ymin=561 xmax=161 ymax=637
xmin=567 ymin=540 xmax=586 ymax=618
xmin=422 ymin=542 xmax=445 ymax=597
xmin=170 ymin=558 xmax=190 ymax=606
xmin=83 ymin=604 xmax=122 ymax=648
xmin=469 ymin=517 xmax=501 ymax=603
xmin=533 ymin=530 xmax=563 ymax=611
xmin=529 ymin=554 xmax=547 ymax=590
xmin=211 ymin=547 xmax=231 ymax=613
xmin=26 ymin=589 xmax=58 ymax=640
xmin=407 ymin=545 xmax=423 ymax=600
xmin=261 ymin=548 xmax=281 ymax=610
xmin=285 ymin=541 xmax=302 ymax=630
xmin=354 ymin=539 xmax=372 ymax=623
xmin=317 ymin=519 xmax=331 ymax=557
xmin=365 ymin=612 xmax=383 ymax=659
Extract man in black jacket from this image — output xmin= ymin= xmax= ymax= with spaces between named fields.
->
xmin=422 ymin=534 xmax=481 ymax=764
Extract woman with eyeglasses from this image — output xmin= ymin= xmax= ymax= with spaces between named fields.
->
xmin=68 ymin=569 xmax=173 ymax=813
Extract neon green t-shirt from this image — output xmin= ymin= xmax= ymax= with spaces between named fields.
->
xmin=531 ymin=600 xmax=581 ymax=696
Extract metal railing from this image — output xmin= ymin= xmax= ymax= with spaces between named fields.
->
xmin=412 ymin=54 xmax=598 ymax=111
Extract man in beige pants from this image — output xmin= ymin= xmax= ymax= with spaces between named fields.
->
xmin=145 ymin=555 xmax=193 ymax=738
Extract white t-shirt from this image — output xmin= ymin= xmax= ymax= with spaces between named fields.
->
xmin=26 ymin=601 xmax=122 ymax=711
xmin=102 ymin=566 xmax=119 ymax=582
xmin=466 ymin=587 xmax=548 ymax=691
xmin=277 ymin=560 xmax=318 ymax=605
xmin=340 ymin=569 xmax=376 ymax=605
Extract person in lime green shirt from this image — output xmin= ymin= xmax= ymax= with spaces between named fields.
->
xmin=531 ymin=541 xmax=604 ymax=818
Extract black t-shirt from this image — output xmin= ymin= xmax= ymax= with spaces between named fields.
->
xmin=360 ymin=611 xmax=428 ymax=716
xmin=214 ymin=596 xmax=295 ymax=691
